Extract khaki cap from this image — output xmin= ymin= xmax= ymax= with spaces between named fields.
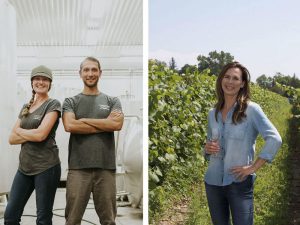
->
xmin=31 ymin=65 xmax=52 ymax=81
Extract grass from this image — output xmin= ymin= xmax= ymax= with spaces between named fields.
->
xmin=253 ymin=94 xmax=291 ymax=225
xmin=149 ymin=158 xmax=206 ymax=224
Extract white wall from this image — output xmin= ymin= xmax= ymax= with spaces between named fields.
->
xmin=0 ymin=0 xmax=143 ymax=201
xmin=0 ymin=0 xmax=18 ymax=194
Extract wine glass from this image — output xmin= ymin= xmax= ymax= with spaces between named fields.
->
xmin=211 ymin=127 xmax=220 ymax=157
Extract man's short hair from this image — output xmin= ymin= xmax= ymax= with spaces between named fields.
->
xmin=79 ymin=57 xmax=101 ymax=72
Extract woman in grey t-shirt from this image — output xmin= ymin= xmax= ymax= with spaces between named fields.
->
xmin=4 ymin=65 xmax=61 ymax=225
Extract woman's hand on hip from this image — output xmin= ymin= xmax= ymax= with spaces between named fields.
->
xmin=230 ymin=165 xmax=255 ymax=181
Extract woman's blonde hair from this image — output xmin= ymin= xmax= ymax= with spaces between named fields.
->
xmin=21 ymin=89 xmax=36 ymax=117
xmin=21 ymin=79 xmax=52 ymax=117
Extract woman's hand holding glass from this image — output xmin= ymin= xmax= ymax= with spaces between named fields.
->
xmin=205 ymin=128 xmax=221 ymax=157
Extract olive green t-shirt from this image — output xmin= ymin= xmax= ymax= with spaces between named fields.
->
xmin=18 ymin=99 xmax=61 ymax=175
xmin=62 ymin=92 xmax=122 ymax=170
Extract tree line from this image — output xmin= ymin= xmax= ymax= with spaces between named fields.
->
xmin=156 ymin=50 xmax=300 ymax=99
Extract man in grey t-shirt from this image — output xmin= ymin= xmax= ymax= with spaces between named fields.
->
xmin=62 ymin=57 xmax=124 ymax=225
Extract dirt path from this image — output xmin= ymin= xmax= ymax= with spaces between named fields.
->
xmin=288 ymin=115 xmax=300 ymax=225
xmin=155 ymin=198 xmax=190 ymax=225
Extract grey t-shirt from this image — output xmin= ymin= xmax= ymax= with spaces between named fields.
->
xmin=62 ymin=92 xmax=122 ymax=170
xmin=18 ymin=98 xmax=61 ymax=175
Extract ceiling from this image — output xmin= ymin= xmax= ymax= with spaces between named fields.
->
xmin=7 ymin=0 xmax=143 ymax=73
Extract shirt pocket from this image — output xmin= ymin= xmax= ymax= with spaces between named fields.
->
xmin=226 ymin=121 xmax=248 ymax=140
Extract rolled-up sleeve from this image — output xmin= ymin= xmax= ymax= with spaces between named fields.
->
xmin=251 ymin=103 xmax=282 ymax=162
xmin=62 ymin=97 xmax=74 ymax=114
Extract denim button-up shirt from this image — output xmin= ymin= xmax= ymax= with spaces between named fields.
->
xmin=204 ymin=101 xmax=282 ymax=186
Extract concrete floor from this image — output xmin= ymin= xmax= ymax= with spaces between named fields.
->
xmin=0 ymin=188 xmax=143 ymax=225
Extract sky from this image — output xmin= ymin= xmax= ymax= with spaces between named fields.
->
xmin=149 ymin=0 xmax=300 ymax=82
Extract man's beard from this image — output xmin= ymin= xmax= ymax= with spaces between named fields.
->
xmin=83 ymin=79 xmax=98 ymax=88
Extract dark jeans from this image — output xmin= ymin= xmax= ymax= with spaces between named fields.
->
xmin=4 ymin=164 xmax=61 ymax=225
xmin=205 ymin=175 xmax=254 ymax=225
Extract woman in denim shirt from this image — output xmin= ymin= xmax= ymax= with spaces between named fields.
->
xmin=204 ymin=62 xmax=282 ymax=225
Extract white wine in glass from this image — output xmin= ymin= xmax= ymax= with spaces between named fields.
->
xmin=211 ymin=127 xmax=220 ymax=157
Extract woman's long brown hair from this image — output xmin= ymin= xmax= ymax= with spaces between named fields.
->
xmin=215 ymin=61 xmax=251 ymax=124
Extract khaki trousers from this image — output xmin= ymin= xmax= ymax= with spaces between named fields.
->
xmin=65 ymin=169 xmax=116 ymax=225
